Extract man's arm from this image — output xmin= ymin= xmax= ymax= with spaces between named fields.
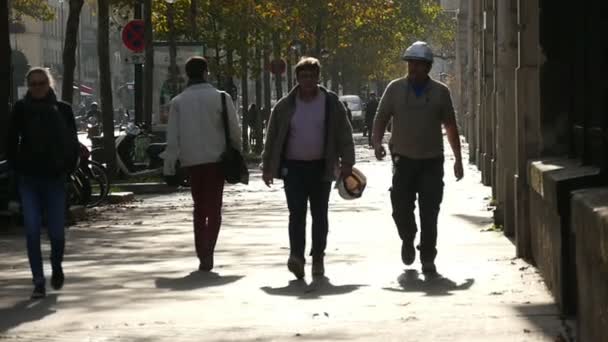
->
xmin=371 ymin=85 xmax=394 ymax=160
xmin=225 ymin=94 xmax=242 ymax=152
xmin=261 ymin=102 xmax=281 ymax=186
xmin=162 ymin=100 xmax=180 ymax=175
xmin=336 ymin=98 xmax=355 ymax=176
xmin=444 ymin=119 xmax=462 ymax=162
xmin=5 ymin=104 xmax=20 ymax=167
xmin=371 ymin=88 xmax=392 ymax=148
xmin=441 ymin=88 xmax=463 ymax=180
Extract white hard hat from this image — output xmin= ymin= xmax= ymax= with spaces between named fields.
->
xmin=337 ymin=167 xmax=367 ymax=200
xmin=402 ymin=41 xmax=434 ymax=63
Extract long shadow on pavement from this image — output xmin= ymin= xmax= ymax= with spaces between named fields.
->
xmin=260 ymin=276 xmax=366 ymax=299
xmin=155 ymin=271 xmax=243 ymax=291
xmin=0 ymin=294 xmax=58 ymax=333
xmin=383 ymin=269 xmax=475 ymax=297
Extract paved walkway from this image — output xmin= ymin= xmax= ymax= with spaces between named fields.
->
xmin=0 ymin=135 xmax=574 ymax=341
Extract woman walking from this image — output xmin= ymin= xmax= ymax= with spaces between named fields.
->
xmin=6 ymin=68 xmax=79 ymax=299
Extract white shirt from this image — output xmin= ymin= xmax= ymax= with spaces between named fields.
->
xmin=162 ymin=83 xmax=242 ymax=175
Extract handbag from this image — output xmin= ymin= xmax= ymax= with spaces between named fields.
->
xmin=220 ymin=93 xmax=249 ymax=185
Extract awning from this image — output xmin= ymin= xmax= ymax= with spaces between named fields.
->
xmin=73 ymin=83 xmax=94 ymax=95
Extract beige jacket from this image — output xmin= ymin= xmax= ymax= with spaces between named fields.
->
xmin=162 ymin=83 xmax=242 ymax=175
xmin=262 ymin=86 xmax=355 ymax=181
xmin=374 ymin=77 xmax=456 ymax=159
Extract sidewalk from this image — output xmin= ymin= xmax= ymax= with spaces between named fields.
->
xmin=0 ymin=136 xmax=574 ymax=341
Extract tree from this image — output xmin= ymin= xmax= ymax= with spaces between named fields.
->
xmin=61 ymin=0 xmax=85 ymax=104
xmin=11 ymin=0 xmax=54 ymax=21
xmin=1 ymin=1 xmax=11 ymax=156
xmin=98 ymin=0 xmax=116 ymax=174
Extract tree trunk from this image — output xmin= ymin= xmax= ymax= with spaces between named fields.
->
xmin=167 ymin=3 xmax=177 ymax=85
xmin=0 ymin=0 xmax=10 ymax=155
xmin=255 ymin=44 xmax=262 ymax=108
xmin=143 ymin=0 xmax=154 ymax=129
xmin=190 ymin=0 xmax=197 ymax=37
xmin=61 ymin=0 xmax=84 ymax=104
xmin=263 ymin=38 xmax=271 ymax=116
xmin=240 ymin=31 xmax=249 ymax=153
xmin=272 ymin=31 xmax=283 ymax=100
xmin=97 ymin=0 xmax=116 ymax=174
xmin=286 ymin=56 xmax=293 ymax=91
xmin=330 ymin=63 xmax=340 ymax=93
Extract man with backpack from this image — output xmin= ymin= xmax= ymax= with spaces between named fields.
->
xmin=162 ymin=57 xmax=242 ymax=272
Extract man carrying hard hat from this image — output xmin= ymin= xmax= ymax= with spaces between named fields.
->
xmin=262 ymin=57 xmax=355 ymax=280
xmin=371 ymin=41 xmax=463 ymax=274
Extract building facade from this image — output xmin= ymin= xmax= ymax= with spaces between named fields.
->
xmin=455 ymin=1 xmax=608 ymax=340
xmin=10 ymin=0 xmax=98 ymax=101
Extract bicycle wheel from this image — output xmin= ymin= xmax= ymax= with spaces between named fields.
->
xmin=68 ymin=170 xmax=92 ymax=206
xmin=85 ymin=161 xmax=110 ymax=207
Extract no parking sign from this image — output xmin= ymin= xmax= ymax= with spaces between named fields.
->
xmin=122 ymin=20 xmax=145 ymax=52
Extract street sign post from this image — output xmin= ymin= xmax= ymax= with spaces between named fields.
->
xmin=124 ymin=53 xmax=146 ymax=64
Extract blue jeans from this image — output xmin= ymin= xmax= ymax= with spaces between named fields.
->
xmin=18 ymin=175 xmax=67 ymax=286
xmin=283 ymin=160 xmax=332 ymax=260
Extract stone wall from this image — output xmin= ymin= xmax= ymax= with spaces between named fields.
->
xmin=571 ymin=188 xmax=608 ymax=342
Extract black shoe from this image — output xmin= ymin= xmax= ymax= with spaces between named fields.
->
xmin=422 ymin=261 xmax=437 ymax=274
xmin=401 ymin=241 xmax=416 ymax=265
xmin=287 ymin=256 xmax=305 ymax=279
xmin=312 ymin=256 xmax=325 ymax=277
xmin=199 ymin=255 xmax=214 ymax=272
xmin=31 ymin=285 xmax=46 ymax=300
xmin=51 ymin=270 xmax=64 ymax=290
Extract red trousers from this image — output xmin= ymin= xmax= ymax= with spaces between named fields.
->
xmin=188 ymin=163 xmax=225 ymax=261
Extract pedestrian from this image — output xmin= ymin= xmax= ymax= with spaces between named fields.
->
xmin=364 ymin=92 xmax=379 ymax=147
xmin=247 ymin=103 xmax=259 ymax=147
xmin=162 ymin=56 xmax=242 ymax=272
xmin=86 ymin=102 xmax=101 ymax=122
xmin=262 ymin=57 xmax=355 ymax=279
xmin=6 ymin=67 xmax=79 ymax=299
xmin=371 ymin=41 xmax=464 ymax=275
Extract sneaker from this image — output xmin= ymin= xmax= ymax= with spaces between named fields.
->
xmin=421 ymin=261 xmax=437 ymax=274
xmin=312 ymin=256 xmax=325 ymax=277
xmin=287 ymin=256 xmax=305 ymax=279
xmin=31 ymin=285 xmax=46 ymax=300
xmin=51 ymin=270 xmax=64 ymax=290
xmin=199 ymin=255 xmax=214 ymax=272
xmin=401 ymin=241 xmax=416 ymax=265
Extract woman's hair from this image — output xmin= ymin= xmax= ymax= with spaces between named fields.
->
xmin=26 ymin=67 xmax=56 ymax=90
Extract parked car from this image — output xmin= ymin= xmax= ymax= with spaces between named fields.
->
xmin=339 ymin=95 xmax=364 ymax=132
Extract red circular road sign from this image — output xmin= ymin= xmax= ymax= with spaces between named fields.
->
xmin=269 ymin=59 xmax=286 ymax=75
xmin=122 ymin=20 xmax=145 ymax=52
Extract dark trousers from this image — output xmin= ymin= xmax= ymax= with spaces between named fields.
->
xmin=18 ymin=175 xmax=66 ymax=286
xmin=188 ymin=163 xmax=225 ymax=261
xmin=390 ymin=156 xmax=444 ymax=263
xmin=283 ymin=160 xmax=331 ymax=260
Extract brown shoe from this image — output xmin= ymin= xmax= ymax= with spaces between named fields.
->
xmin=287 ymin=256 xmax=305 ymax=279
xmin=312 ymin=256 xmax=325 ymax=277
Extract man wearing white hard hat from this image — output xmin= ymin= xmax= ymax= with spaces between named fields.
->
xmin=371 ymin=41 xmax=463 ymax=274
